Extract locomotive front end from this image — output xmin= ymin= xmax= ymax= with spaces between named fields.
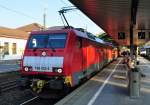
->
xmin=19 ymin=30 xmax=72 ymax=94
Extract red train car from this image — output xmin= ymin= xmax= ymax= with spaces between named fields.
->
xmin=19 ymin=27 xmax=117 ymax=94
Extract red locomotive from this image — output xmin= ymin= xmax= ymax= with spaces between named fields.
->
xmin=19 ymin=26 xmax=118 ymax=95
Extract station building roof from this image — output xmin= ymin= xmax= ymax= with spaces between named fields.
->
xmin=0 ymin=26 xmax=28 ymax=40
xmin=0 ymin=23 xmax=43 ymax=40
xmin=16 ymin=23 xmax=43 ymax=33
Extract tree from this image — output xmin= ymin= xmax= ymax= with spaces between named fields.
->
xmin=97 ymin=33 xmax=115 ymax=44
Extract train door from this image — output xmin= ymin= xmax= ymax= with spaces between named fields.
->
xmin=84 ymin=39 xmax=93 ymax=77
xmin=72 ymin=36 xmax=83 ymax=86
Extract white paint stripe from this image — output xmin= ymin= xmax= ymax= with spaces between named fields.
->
xmin=0 ymin=67 xmax=19 ymax=71
xmin=138 ymin=65 xmax=150 ymax=67
xmin=142 ymin=57 xmax=150 ymax=63
xmin=87 ymin=58 xmax=122 ymax=105
xmin=143 ymin=59 xmax=150 ymax=64
xmin=2 ymin=64 xmax=19 ymax=65
xmin=20 ymin=96 xmax=38 ymax=105
xmin=138 ymin=57 xmax=150 ymax=63
xmin=7 ymin=67 xmax=19 ymax=70
xmin=140 ymin=58 xmax=146 ymax=63
xmin=140 ymin=59 xmax=150 ymax=69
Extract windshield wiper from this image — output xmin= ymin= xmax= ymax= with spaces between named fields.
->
xmin=33 ymin=48 xmax=37 ymax=52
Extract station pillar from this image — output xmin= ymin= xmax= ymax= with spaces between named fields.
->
xmin=129 ymin=67 xmax=141 ymax=98
xmin=128 ymin=21 xmax=141 ymax=98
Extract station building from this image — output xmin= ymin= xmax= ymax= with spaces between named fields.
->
xmin=0 ymin=23 xmax=42 ymax=61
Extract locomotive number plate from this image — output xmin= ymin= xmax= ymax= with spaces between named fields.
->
xmin=34 ymin=66 xmax=51 ymax=71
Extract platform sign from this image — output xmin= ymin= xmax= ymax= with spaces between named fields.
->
xmin=118 ymin=32 xmax=126 ymax=39
xmin=138 ymin=32 xmax=145 ymax=39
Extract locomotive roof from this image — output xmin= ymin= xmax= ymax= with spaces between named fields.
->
xmin=49 ymin=26 xmax=113 ymax=46
xmin=74 ymin=30 xmax=104 ymax=43
xmin=31 ymin=26 xmax=114 ymax=47
xmin=73 ymin=29 xmax=114 ymax=47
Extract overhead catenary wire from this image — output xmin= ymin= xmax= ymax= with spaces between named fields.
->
xmin=0 ymin=4 xmax=38 ymax=20
xmin=60 ymin=0 xmax=70 ymax=7
xmin=60 ymin=0 xmax=105 ymax=34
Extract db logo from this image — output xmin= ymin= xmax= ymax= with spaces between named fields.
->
xmin=42 ymin=51 xmax=46 ymax=56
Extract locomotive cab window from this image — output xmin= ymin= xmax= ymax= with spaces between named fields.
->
xmin=28 ymin=33 xmax=67 ymax=49
xmin=47 ymin=34 xmax=67 ymax=48
xmin=28 ymin=35 xmax=48 ymax=48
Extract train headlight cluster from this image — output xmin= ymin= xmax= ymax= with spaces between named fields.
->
xmin=24 ymin=67 xmax=29 ymax=71
xmin=52 ymin=67 xmax=63 ymax=73
xmin=24 ymin=66 xmax=32 ymax=72
xmin=57 ymin=68 xmax=63 ymax=73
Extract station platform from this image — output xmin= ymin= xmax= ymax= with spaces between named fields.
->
xmin=55 ymin=57 xmax=150 ymax=105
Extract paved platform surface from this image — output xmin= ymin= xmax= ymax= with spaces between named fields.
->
xmin=55 ymin=57 xmax=150 ymax=105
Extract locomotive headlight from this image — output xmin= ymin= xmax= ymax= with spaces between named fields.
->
xmin=52 ymin=67 xmax=63 ymax=73
xmin=24 ymin=66 xmax=32 ymax=71
xmin=57 ymin=68 xmax=62 ymax=73
xmin=24 ymin=67 xmax=29 ymax=71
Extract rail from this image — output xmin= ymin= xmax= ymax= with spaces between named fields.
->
xmin=0 ymin=80 xmax=18 ymax=93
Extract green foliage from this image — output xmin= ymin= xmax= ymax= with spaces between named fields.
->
xmin=97 ymin=33 xmax=118 ymax=46
xmin=97 ymin=33 xmax=113 ymax=42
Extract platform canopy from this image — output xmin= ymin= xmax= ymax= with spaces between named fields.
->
xmin=69 ymin=0 xmax=150 ymax=46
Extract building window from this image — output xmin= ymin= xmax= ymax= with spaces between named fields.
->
xmin=12 ymin=43 xmax=17 ymax=54
xmin=138 ymin=32 xmax=145 ymax=39
xmin=4 ymin=42 xmax=9 ymax=55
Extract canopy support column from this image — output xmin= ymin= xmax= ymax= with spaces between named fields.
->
xmin=128 ymin=0 xmax=140 ymax=98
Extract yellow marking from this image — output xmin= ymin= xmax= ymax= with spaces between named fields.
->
xmin=65 ymin=76 xmax=72 ymax=86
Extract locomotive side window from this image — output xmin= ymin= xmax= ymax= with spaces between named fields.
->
xmin=77 ymin=37 xmax=82 ymax=48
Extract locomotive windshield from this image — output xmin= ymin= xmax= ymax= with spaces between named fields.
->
xmin=28 ymin=33 xmax=67 ymax=49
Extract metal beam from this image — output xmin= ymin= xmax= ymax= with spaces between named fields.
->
xmin=130 ymin=0 xmax=139 ymax=59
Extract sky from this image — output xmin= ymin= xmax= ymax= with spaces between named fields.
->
xmin=0 ymin=0 xmax=104 ymax=34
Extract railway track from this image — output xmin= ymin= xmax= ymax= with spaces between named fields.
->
xmin=0 ymin=80 xmax=18 ymax=93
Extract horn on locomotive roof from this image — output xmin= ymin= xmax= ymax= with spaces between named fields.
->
xmin=58 ymin=6 xmax=77 ymax=28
